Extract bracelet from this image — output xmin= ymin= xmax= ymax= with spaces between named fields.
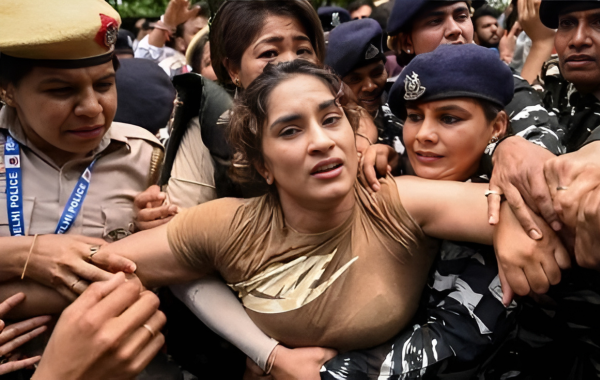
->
xmin=355 ymin=132 xmax=373 ymax=146
xmin=21 ymin=234 xmax=39 ymax=280
xmin=154 ymin=19 xmax=176 ymax=34
xmin=264 ymin=344 xmax=279 ymax=375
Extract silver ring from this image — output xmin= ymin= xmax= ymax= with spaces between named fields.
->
xmin=556 ymin=186 xmax=569 ymax=191
xmin=485 ymin=190 xmax=503 ymax=197
xmin=88 ymin=245 xmax=100 ymax=261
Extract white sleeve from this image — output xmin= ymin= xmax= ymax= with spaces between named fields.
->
xmin=134 ymin=35 xmax=168 ymax=63
xmin=170 ymin=276 xmax=278 ymax=371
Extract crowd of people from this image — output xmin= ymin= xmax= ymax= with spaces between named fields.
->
xmin=0 ymin=0 xmax=599 ymax=379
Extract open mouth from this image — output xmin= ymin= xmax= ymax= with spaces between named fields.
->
xmin=312 ymin=162 xmax=343 ymax=174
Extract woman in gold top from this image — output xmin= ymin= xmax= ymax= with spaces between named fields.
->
xmin=102 ymin=60 xmax=522 ymax=345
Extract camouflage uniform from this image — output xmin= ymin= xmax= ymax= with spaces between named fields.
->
xmin=322 ymin=76 xmax=559 ymax=380
xmin=478 ymin=57 xmax=600 ymax=380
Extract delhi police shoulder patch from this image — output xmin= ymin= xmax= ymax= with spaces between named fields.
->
xmin=404 ymin=72 xmax=426 ymax=101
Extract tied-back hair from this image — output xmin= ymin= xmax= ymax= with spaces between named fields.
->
xmin=209 ymin=0 xmax=326 ymax=86
xmin=227 ymin=60 xmax=360 ymax=184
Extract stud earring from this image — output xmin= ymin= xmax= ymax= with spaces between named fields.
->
xmin=489 ymin=136 xmax=499 ymax=144
xmin=235 ymin=78 xmax=241 ymax=87
xmin=407 ymin=49 xmax=410 ymax=53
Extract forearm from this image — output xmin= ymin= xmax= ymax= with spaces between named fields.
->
xmin=170 ymin=276 xmax=278 ymax=371
xmin=0 ymin=280 xmax=69 ymax=319
xmin=102 ymin=224 xmax=201 ymax=288
xmin=148 ymin=27 xmax=169 ymax=49
xmin=520 ymin=39 xmax=555 ymax=85
xmin=0 ymin=236 xmax=35 ymax=282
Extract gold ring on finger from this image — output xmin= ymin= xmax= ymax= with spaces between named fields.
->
xmin=142 ymin=324 xmax=156 ymax=337
xmin=88 ymin=245 xmax=101 ymax=261
xmin=556 ymin=186 xmax=569 ymax=191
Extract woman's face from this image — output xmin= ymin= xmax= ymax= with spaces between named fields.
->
xmin=401 ymin=2 xmax=474 ymax=55
xmin=261 ymin=74 xmax=358 ymax=208
xmin=4 ymin=61 xmax=117 ymax=160
xmin=403 ymin=98 xmax=503 ymax=181
xmin=342 ymin=60 xmax=388 ymax=115
xmin=230 ymin=15 xmax=318 ymax=88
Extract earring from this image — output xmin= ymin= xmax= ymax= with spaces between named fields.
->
xmin=235 ymin=78 xmax=241 ymax=87
xmin=489 ymin=136 xmax=499 ymax=144
xmin=407 ymin=49 xmax=410 ymax=53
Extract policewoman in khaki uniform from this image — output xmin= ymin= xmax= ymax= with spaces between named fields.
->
xmin=0 ymin=0 xmax=163 ymax=320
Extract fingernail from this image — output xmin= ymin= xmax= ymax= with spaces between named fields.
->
xmin=529 ymin=229 xmax=542 ymax=240
xmin=129 ymin=264 xmax=137 ymax=273
xmin=551 ymin=221 xmax=562 ymax=231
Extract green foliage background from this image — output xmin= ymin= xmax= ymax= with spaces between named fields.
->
xmin=107 ymin=0 xmax=510 ymax=20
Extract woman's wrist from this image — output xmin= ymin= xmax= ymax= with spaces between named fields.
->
xmin=0 ymin=236 xmax=35 ymax=280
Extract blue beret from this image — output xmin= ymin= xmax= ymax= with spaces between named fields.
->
xmin=114 ymin=58 xmax=176 ymax=135
xmin=115 ymin=29 xmax=135 ymax=55
xmin=318 ymin=6 xmax=351 ymax=31
xmin=325 ymin=19 xmax=386 ymax=78
xmin=388 ymin=44 xmax=514 ymax=118
xmin=540 ymin=1 xmax=600 ymax=29
xmin=387 ymin=0 xmax=470 ymax=35
xmin=387 ymin=0 xmax=428 ymax=35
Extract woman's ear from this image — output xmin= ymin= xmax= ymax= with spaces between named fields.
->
xmin=491 ymin=110 xmax=509 ymax=140
xmin=253 ymin=162 xmax=273 ymax=185
xmin=223 ymin=57 xmax=240 ymax=86
xmin=398 ymin=33 xmax=415 ymax=55
xmin=1 ymin=85 xmax=16 ymax=107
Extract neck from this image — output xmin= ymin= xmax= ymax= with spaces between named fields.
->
xmin=278 ymin=189 xmax=356 ymax=234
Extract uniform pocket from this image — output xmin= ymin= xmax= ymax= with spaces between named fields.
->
xmin=101 ymin=205 xmax=135 ymax=242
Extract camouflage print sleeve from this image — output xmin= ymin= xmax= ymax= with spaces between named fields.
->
xmin=321 ymin=243 xmax=517 ymax=380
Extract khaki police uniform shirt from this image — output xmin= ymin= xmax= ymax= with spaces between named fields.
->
xmin=0 ymin=106 xmax=163 ymax=240
xmin=164 ymin=116 xmax=217 ymax=208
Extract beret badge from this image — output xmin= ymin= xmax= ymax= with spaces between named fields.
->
xmin=404 ymin=72 xmax=426 ymax=101
xmin=105 ymin=23 xmax=118 ymax=47
xmin=331 ymin=12 xmax=341 ymax=27
xmin=365 ymin=44 xmax=379 ymax=60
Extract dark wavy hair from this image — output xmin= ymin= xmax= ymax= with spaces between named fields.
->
xmin=227 ymin=60 xmax=360 ymax=184
xmin=209 ymin=0 xmax=326 ymax=86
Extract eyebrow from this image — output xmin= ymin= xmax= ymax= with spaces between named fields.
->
xmin=39 ymin=73 xmax=116 ymax=86
xmin=435 ymin=104 xmax=469 ymax=113
xmin=319 ymin=98 xmax=336 ymax=111
xmin=422 ymin=6 xmax=468 ymax=18
xmin=269 ymin=113 xmax=302 ymax=130
xmin=254 ymin=35 xmax=312 ymax=50
xmin=269 ymin=98 xmax=337 ymax=130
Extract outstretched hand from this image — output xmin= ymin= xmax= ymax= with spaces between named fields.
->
xmin=0 ymin=293 xmax=50 ymax=376
xmin=24 ymin=235 xmax=136 ymax=301
xmin=499 ymin=21 xmax=523 ymax=64
xmin=32 ymin=273 xmax=165 ymax=380
xmin=163 ymin=0 xmax=201 ymax=30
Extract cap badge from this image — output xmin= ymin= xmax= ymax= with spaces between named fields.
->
xmin=95 ymin=14 xmax=119 ymax=49
xmin=404 ymin=72 xmax=426 ymax=100
xmin=331 ymin=12 xmax=341 ymax=27
xmin=105 ymin=23 xmax=118 ymax=47
xmin=365 ymin=44 xmax=379 ymax=60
